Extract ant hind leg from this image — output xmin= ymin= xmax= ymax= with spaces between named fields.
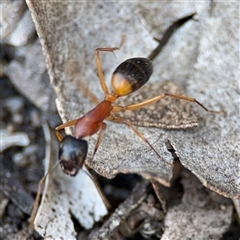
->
xmin=108 ymin=115 xmax=173 ymax=167
xmin=89 ymin=122 xmax=107 ymax=162
xmin=112 ymin=93 xmax=223 ymax=114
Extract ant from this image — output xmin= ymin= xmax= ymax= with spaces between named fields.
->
xmin=55 ymin=41 xmax=222 ymax=177
xmin=29 ymin=39 xmax=222 ymax=230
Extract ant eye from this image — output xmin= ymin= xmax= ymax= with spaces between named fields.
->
xmin=59 ymin=136 xmax=88 ymax=176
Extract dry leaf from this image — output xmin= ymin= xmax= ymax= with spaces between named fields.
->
xmin=91 ymin=180 xmax=150 ymax=240
xmin=0 ymin=161 xmax=34 ymax=215
xmin=4 ymin=40 xmax=57 ymax=112
xmin=26 ymin=1 xmax=239 ymax=200
xmin=162 ymin=171 xmax=233 ymax=239
xmin=92 ymin=171 xmax=233 ymax=239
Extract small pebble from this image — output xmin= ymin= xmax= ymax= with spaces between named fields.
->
xmin=4 ymin=96 xmax=24 ymax=114
xmin=0 ymin=129 xmax=30 ymax=152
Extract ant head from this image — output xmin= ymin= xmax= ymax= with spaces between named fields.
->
xmin=111 ymin=58 xmax=153 ymax=96
xmin=59 ymin=135 xmax=88 ymax=176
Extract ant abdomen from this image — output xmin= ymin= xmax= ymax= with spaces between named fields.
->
xmin=111 ymin=58 xmax=153 ymax=96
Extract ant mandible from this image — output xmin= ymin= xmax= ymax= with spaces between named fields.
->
xmin=55 ymin=41 xmax=221 ymax=176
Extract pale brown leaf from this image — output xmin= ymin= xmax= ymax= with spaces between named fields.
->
xmin=26 ymin=0 xmax=239 ymax=198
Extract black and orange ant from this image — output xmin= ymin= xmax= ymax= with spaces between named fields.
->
xmin=55 ymin=44 xmax=221 ymax=177
xmin=29 ymin=37 xmax=222 ymax=229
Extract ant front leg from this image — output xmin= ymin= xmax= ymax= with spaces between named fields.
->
xmin=112 ymin=93 xmax=223 ymax=113
xmin=95 ymin=36 xmax=125 ymax=96
xmin=90 ymin=122 xmax=107 ymax=162
xmin=107 ymin=114 xmax=173 ymax=167
xmin=55 ymin=119 xmax=78 ymax=142
xmin=95 ymin=47 xmax=118 ymax=95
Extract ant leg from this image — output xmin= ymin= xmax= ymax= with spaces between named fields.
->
xmin=112 ymin=93 xmax=223 ymax=113
xmin=82 ymin=165 xmax=111 ymax=209
xmin=95 ymin=36 xmax=125 ymax=95
xmin=90 ymin=122 xmax=107 ymax=161
xmin=108 ymin=115 xmax=173 ymax=166
xmin=29 ymin=174 xmax=46 ymax=229
xmin=95 ymin=47 xmax=119 ymax=95
xmin=55 ymin=119 xmax=78 ymax=142
xmin=78 ymin=81 xmax=99 ymax=104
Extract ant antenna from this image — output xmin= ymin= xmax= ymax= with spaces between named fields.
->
xmin=29 ymin=160 xmax=60 ymax=230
